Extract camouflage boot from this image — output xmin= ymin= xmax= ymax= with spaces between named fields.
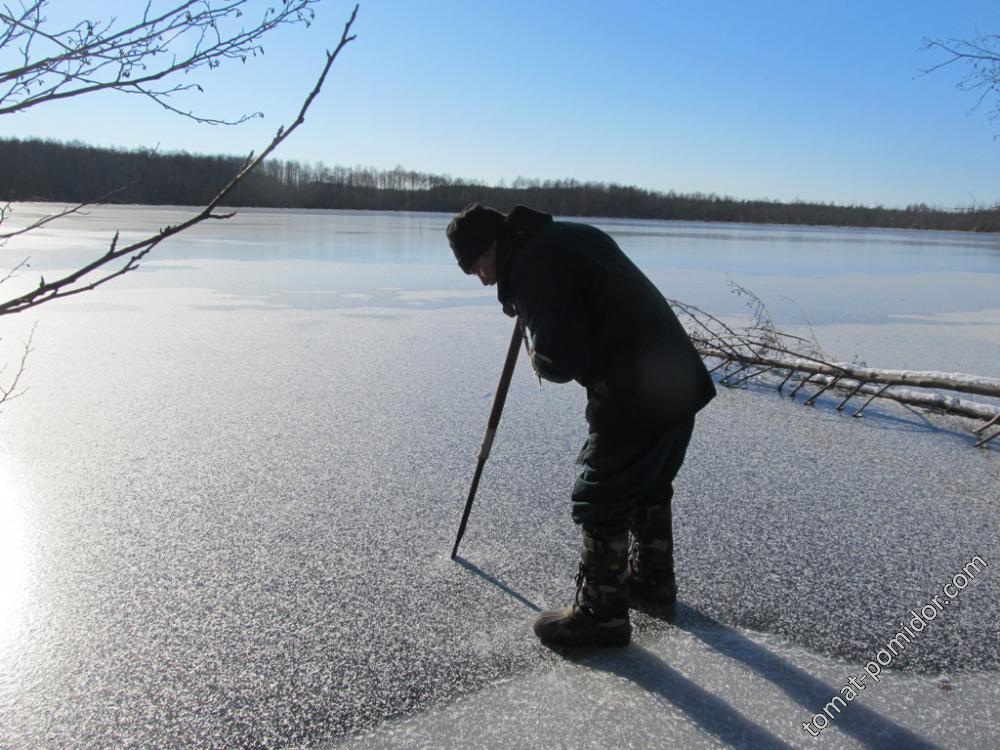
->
xmin=532 ymin=528 xmax=631 ymax=647
xmin=628 ymin=505 xmax=678 ymax=606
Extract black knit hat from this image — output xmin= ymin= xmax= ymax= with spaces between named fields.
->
xmin=446 ymin=203 xmax=505 ymax=271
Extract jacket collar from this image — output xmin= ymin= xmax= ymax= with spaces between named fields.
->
xmin=496 ymin=206 xmax=553 ymax=316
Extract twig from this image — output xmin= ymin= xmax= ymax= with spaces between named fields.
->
xmin=804 ymin=376 xmax=840 ymax=406
xmin=778 ymin=369 xmax=797 ymax=391
xmin=790 ymin=374 xmax=815 ymax=398
xmin=0 ymin=323 xmax=36 ymax=407
xmin=1 ymin=1 xmax=323 ymax=125
xmin=0 ymin=258 xmax=30 ymax=285
xmin=852 ymin=383 xmax=892 ymax=417
xmin=973 ymin=413 xmax=1000 ymax=435
xmin=836 ymin=380 xmax=868 ymax=411
xmin=974 ymin=429 xmax=1000 ymax=448
xmin=707 ymin=357 xmax=730 ymax=375
xmin=731 ymin=365 xmax=775 ymax=387
xmin=719 ymin=363 xmax=750 ymax=386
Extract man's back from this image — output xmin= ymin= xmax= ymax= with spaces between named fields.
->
xmin=497 ymin=213 xmax=715 ymax=430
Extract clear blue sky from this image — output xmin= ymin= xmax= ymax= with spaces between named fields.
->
xmin=4 ymin=1 xmax=999 ymax=208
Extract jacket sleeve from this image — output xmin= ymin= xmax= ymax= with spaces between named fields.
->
xmin=513 ymin=247 xmax=593 ymax=384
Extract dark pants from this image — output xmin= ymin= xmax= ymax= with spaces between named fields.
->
xmin=571 ymin=415 xmax=696 ymax=537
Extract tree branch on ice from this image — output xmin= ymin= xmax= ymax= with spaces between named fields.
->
xmin=670 ymin=285 xmax=1000 ymax=448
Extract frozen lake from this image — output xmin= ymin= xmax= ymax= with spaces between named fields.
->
xmin=0 ymin=205 xmax=998 ymax=748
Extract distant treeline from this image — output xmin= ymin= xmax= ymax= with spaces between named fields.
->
xmin=2 ymin=136 xmax=998 ymax=232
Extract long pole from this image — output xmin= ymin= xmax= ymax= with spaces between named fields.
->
xmin=451 ymin=321 xmax=524 ymax=559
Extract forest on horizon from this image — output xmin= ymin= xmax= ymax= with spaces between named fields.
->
xmin=2 ymin=136 xmax=998 ymax=233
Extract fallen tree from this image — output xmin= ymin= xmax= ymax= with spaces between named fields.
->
xmin=670 ymin=285 xmax=1000 ymax=449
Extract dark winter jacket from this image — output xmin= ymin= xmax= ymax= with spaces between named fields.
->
xmin=496 ymin=206 xmax=715 ymax=434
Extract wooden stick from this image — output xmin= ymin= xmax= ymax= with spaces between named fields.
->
xmin=731 ymin=366 xmax=775 ymax=387
xmin=836 ymin=380 xmax=868 ymax=411
xmin=805 ymin=376 xmax=841 ymax=406
xmin=790 ymin=374 xmax=815 ymax=398
xmin=707 ymin=358 xmax=730 ymax=375
xmin=451 ymin=321 xmax=523 ymax=560
xmin=853 ymin=383 xmax=892 ymax=417
xmin=973 ymin=413 xmax=1000 ymax=435
xmin=719 ymin=363 xmax=750 ymax=386
xmin=778 ymin=369 xmax=797 ymax=391
xmin=973 ymin=429 xmax=1000 ymax=448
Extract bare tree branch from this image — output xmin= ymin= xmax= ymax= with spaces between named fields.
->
xmin=921 ymin=32 xmax=1000 ymax=132
xmin=0 ymin=0 xmax=322 ymax=125
xmin=0 ymin=322 xmax=35 ymax=408
xmin=0 ymin=257 xmax=30 ymax=285
xmin=0 ymin=4 xmax=359 ymax=316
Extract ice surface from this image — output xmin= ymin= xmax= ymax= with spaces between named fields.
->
xmin=0 ymin=206 xmax=997 ymax=749
xmin=338 ymin=614 xmax=999 ymax=750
